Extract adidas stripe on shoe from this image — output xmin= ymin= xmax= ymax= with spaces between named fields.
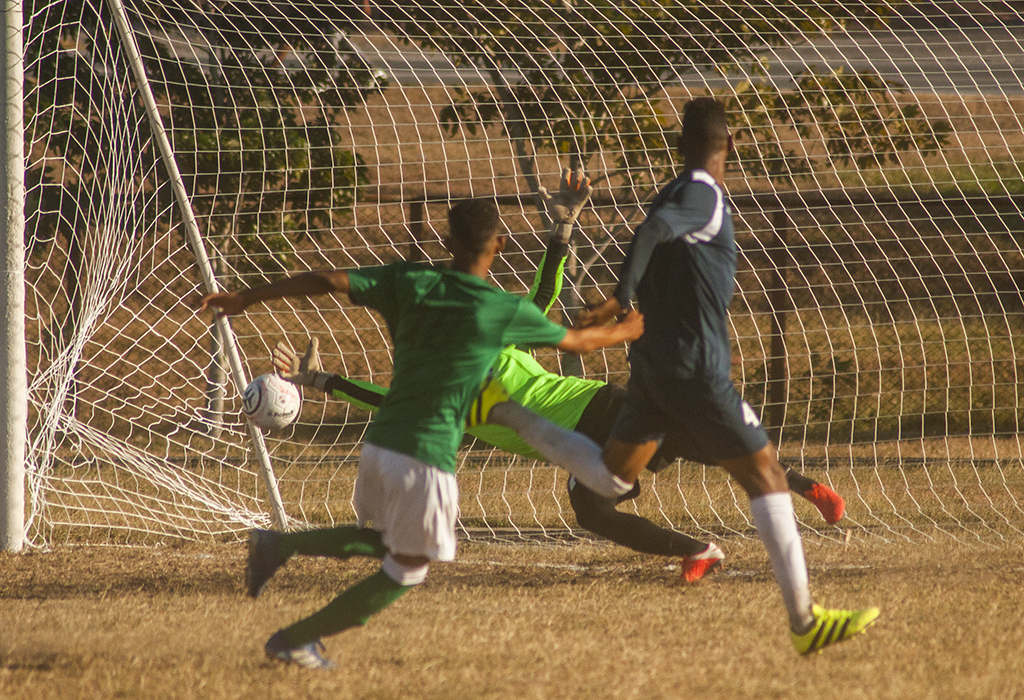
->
xmin=264 ymin=630 xmax=336 ymax=670
xmin=791 ymin=604 xmax=880 ymax=655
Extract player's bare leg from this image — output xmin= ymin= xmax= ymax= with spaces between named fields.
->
xmin=719 ymin=443 xmax=788 ymax=497
xmin=601 ymin=437 xmax=661 ymax=484
xmin=720 ymin=444 xmax=815 ymax=633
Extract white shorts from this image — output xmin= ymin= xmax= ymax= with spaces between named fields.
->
xmin=354 ymin=443 xmax=459 ymax=562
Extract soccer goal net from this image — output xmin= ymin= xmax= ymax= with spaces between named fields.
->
xmin=17 ymin=0 xmax=1024 ymax=547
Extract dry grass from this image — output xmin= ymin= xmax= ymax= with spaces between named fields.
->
xmin=2 ymin=537 xmax=1023 ymax=700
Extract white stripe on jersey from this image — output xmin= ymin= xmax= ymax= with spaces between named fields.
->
xmin=649 ymin=170 xmax=725 ymax=244
xmin=683 ymin=170 xmax=724 ymax=244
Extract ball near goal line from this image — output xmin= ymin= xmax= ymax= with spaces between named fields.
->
xmin=243 ymin=374 xmax=302 ymax=432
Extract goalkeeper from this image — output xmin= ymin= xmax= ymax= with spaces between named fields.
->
xmin=273 ymin=169 xmax=844 ymax=583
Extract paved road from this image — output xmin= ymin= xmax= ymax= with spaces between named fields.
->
xmin=350 ymin=26 xmax=1023 ymax=96
xmin=760 ymin=26 xmax=1023 ymax=95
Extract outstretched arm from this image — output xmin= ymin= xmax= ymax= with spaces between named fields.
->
xmin=575 ymin=296 xmax=624 ymax=329
xmin=576 ymin=180 xmax=717 ymax=328
xmin=195 ymin=269 xmax=352 ymax=317
xmin=528 ymin=168 xmax=593 ymax=314
xmin=573 ymin=216 xmax=673 ymax=329
xmin=274 ymin=338 xmax=386 ymax=412
xmin=557 ymin=309 xmax=643 ymax=354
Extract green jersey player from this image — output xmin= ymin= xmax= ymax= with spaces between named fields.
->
xmin=196 ymin=187 xmax=642 ymax=670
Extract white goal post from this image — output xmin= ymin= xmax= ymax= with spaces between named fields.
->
xmin=1 ymin=0 xmax=26 ymax=553
xmin=8 ymin=0 xmax=1024 ymax=549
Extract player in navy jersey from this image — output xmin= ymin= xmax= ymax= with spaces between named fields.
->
xmin=571 ymin=97 xmax=879 ymax=654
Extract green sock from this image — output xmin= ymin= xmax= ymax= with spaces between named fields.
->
xmin=281 ymin=569 xmax=411 ymax=645
xmin=278 ymin=526 xmax=387 ymax=560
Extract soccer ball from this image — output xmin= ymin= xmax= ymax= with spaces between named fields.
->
xmin=242 ymin=373 xmax=301 ymax=431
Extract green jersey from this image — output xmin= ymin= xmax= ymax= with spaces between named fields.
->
xmin=325 ymin=240 xmax=603 ymax=461
xmin=325 ymin=347 xmax=603 ymax=461
xmin=346 ymin=261 xmax=567 ymax=473
xmin=466 ymin=348 xmax=603 ymax=459
xmin=463 ymin=238 xmax=602 ymax=457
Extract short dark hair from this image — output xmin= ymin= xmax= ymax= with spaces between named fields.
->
xmin=678 ymin=97 xmax=730 ymax=164
xmin=448 ymin=198 xmax=501 ymax=254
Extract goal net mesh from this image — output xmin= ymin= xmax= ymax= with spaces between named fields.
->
xmin=22 ymin=0 xmax=1024 ymax=546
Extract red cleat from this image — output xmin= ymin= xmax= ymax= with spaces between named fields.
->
xmin=804 ymin=483 xmax=846 ymax=525
xmin=680 ymin=542 xmax=724 ymax=583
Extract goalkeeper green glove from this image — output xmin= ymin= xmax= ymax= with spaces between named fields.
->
xmin=273 ymin=338 xmax=332 ymax=393
xmin=538 ymin=167 xmax=593 ymax=244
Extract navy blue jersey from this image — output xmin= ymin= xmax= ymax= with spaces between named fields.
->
xmin=614 ymin=169 xmax=736 ymax=380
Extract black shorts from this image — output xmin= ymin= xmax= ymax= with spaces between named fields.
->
xmin=573 ymin=383 xmax=689 ymax=474
xmin=573 ymin=383 xmax=627 ymax=446
xmin=609 ymin=366 xmax=769 ymax=465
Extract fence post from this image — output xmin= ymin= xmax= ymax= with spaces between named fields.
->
xmin=767 ymin=209 xmax=790 ymax=443
xmin=408 ymin=198 xmax=426 ymax=261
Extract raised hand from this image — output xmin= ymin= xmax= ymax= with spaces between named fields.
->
xmin=539 ymin=168 xmax=594 ymax=243
xmin=539 ymin=167 xmax=593 ymax=224
xmin=273 ymin=337 xmax=328 ymax=391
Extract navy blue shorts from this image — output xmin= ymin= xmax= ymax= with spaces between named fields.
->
xmin=609 ymin=366 xmax=769 ymax=465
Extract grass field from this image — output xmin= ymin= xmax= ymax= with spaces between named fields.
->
xmin=2 ymin=535 xmax=1023 ymax=700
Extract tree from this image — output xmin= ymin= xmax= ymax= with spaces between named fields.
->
xmin=139 ymin=0 xmax=384 ymax=276
xmin=24 ymin=0 xmax=384 ymax=423
xmin=727 ymin=67 xmax=949 ymax=185
xmin=378 ymin=0 xmax=949 ymax=372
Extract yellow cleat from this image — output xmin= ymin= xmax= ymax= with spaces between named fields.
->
xmin=791 ymin=605 xmax=880 ymax=655
xmin=467 ymin=371 xmax=510 ymax=427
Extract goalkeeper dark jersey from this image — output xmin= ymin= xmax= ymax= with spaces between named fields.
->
xmin=346 ymin=261 xmax=567 ymax=473
xmin=614 ymin=169 xmax=736 ymax=380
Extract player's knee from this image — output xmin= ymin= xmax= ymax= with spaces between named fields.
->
xmin=616 ymin=479 xmax=641 ymax=504
xmin=382 ymin=553 xmax=429 ymax=586
xmin=723 ymin=456 xmax=787 ymax=497
xmin=602 ymin=439 xmax=659 ymax=484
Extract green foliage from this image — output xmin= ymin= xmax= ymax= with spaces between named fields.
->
xmin=384 ymin=0 xmax=944 ymax=194
xmin=391 ymin=0 xmax=878 ymax=191
xmin=728 ymin=68 xmax=951 ymax=184
xmin=24 ymin=0 xmax=382 ymax=277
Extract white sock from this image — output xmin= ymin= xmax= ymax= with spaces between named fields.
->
xmin=381 ymin=554 xmax=429 ymax=586
xmin=749 ymin=492 xmax=814 ymax=631
xmin=489 ymin=402 xmax=633 ymax=499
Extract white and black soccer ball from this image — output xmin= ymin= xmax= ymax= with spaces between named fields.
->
xmin=242 ymin=373 xmax=301 ymax=431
